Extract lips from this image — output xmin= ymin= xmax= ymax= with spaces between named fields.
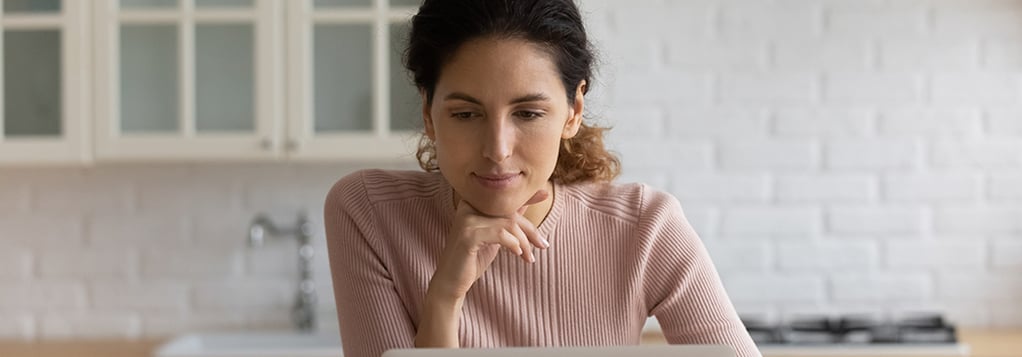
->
xmin=472 ymin=171 xmax=521 ymax=190
xmin=476 ymin=173 xmax=519 ymax=180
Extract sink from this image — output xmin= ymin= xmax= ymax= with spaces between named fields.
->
xmin=154 ymin=331 xmax=343 ymax=357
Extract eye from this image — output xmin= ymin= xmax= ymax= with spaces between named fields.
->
xmin=514 ymin=111 xmax=544 ymax=120
xmin=451 ymin=112 xmax=478 ymax=120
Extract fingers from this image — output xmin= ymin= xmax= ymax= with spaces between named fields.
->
xmin=507 ymin=223 xmax=535 ymax=263
xmin=514 ymin=213 xmax=549 ymax=249
xmin=522 ymin=189 xmax=550 ymax=208
xmin=456 ymin=194 xmax=550 ymax=264
xmin=497 ymin=229 xmax=524 ymax=257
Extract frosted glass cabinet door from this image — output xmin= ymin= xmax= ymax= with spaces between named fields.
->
xmin=3 ymin=0 xmax=60 ymax=13
xmin=195 ymin=0 xmax=251 ymax=8
xmin=389 ymin=21 xmax=419 ymax=132
xmin=195 ymin=24 xmax=254 ymax=132
xmin=0 ymin=0 xmax=90 ymax=165
xmin=314 ymin=24 xmax=372 ymax=133
xmin=94 ymin=0 xmax=282 ymax=161
xmin=314 ymin=0 xmax=371 ymax=8
xmin=120 ymin=0 xmax=177 ymax=9
xmin=285 ymin=0 xmax=419 ymax=162
xmin=4 ymin=30 xmax=61 ymax=137
xmin=119 ymin=25 xmax=179 ymax=133
xmin=389 ymin=0 xmax=420 ymax=7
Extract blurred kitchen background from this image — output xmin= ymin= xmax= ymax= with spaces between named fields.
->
xmin=0 ymin=0 xmax=1020 ymax=343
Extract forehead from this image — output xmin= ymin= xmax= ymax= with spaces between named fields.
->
xmin=435 ymin=37 xmax=566 ymax=100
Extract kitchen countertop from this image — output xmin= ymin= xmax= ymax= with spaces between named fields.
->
xmin=640 ymin=329 xmax=1022 ymax=357
xmin=0 ymin=329 xmax=1017 ymax=357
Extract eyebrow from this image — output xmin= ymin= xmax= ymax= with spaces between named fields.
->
xmin=443 ymin=92 xmax=550 ymax=105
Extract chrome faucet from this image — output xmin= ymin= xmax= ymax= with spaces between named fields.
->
xmin=248 ymin=211 xmax=318 ymax=332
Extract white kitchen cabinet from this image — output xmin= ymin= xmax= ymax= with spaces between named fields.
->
xmin=89 ymin=0 xmax=421 ymax=163
xmin=283 ymin=0 xmax=420 ymax=162
xmin=93 ymin=0 xmax=284 ymax=161
xmin=0 ymin=0 xmax=91 ymax=165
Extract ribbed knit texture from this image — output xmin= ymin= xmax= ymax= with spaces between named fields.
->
xmin=323 ymin=169 xmax=761 ymax=357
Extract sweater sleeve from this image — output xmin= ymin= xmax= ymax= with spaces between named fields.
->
xmin=324 ymin=171 xmax=416 ymax=357
xmin=638 ymin=187 xmax=762 ymax=357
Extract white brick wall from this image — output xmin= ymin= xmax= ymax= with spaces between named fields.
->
xmin=825 ymin=139 xmax=923 ymax=170
xmin=140 ymin=313 xmax=248 ymax=338
xmin=885 ymin=240 xmax=987 ymax=269
xmin=2 ymin=0 xmax=1022 ymax=339
xmin=823 ymin=73 xmax=924 ymax=105
xmin=774 ymin=174 xmax=875 ymax=202
xmin=991 ymin=239 xmax=1022 ymax=269
xmin=775 ymin=240 xmax=879 ymax=272
xmin=0 ymin=314 xmax=34 ymax=340
xmin=0 ymin=249 xmax=32 ymax=281
xmin=987 ymin=109 xmax=1022 ymax=136
xmin=721 ymin=206 xmax=821 ymax=238
xmin=881 ymin=173 xmax=983 ymax=202
xmin=40 ymin=314 xmax=141 ymax=339
xmin=719 ymin=139 xmax=818 ymax=171
xmin=827 ymin=206 xmax=926 ymax=236
xmin=773 ymin=108 xmax=873 ymax=138
xmin=878 ymin=107 xmax=984 ymax=138
xmin=722 ymin=274 xmax=826 ymax=303
xmin=38 ymin=248 xmax=137 ymax=279
xmin=829 ymin=274 xmax=932 ymax=302
xmin=930 ymin=73 xmax=1022 ymax=105
xmin=0 ymin=283 xmax=88 ymax=310
xmin=89 ymin=282 xmax=190 ymax=312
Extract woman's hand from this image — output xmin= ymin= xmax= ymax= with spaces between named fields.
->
xmin=415 ymin=189 xmax=550 ymax=348
xmin=429 ymin=189 xmax=551 ymax=302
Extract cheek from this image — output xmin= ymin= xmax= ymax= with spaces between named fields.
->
xmin=520 ymin=128 xmax=564 ymax=167
xmin=433 ymin=130 xmax=473 ymax=167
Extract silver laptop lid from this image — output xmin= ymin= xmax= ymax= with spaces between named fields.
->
xmin=382 ymin=345 xmax=736 ymax=357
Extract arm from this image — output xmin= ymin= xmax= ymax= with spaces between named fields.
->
xmin=325 ymin=172 xmax=548 ymax=354
xmin=638 ymin=188 xmax=762 ymax=357
xmin=324 ymin=173 xmax=416 ymax=357
xmin=413 ymin=287 xmax=464 ymax=347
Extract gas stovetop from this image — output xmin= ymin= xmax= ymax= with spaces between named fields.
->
xmin=742 ymin=314 xmax=970 ymax=356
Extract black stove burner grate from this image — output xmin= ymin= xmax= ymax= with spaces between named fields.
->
xmin=741 ymin=314 xmax=959 ymax=345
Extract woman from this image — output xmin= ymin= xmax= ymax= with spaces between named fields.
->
xmin=323 ymin=1 xmax=760 ymax=356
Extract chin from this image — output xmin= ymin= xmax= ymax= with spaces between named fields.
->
xmin=465 ymin=192 xmax=521 ymax=217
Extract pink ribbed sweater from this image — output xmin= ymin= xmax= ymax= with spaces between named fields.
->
xmin=323 ymin=169 xmax=761 ymax=357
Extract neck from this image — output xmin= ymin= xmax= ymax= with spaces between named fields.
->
xmin=524 ymin=181 xmax=555 ymax=227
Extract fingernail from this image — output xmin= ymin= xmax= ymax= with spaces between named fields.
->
xmin=540 ymin=237 xmax=550 ymax=248
xmin=529 ymin=255 xmax=536 ymax=263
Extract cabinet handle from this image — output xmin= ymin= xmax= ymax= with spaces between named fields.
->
xmin=260 ymin=138 xmax=274 ymax=150
xmin=286 ymin=139 xmax=300 ymax=151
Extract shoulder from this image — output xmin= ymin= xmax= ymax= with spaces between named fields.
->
xmin=325 ymin=169 xmax=443 ymax=211
xmin=562 ymin=180 xmax=680 ymax=224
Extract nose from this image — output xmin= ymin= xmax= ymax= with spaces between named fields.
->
xmin=482 ymin=116 xmax=513 ymax=163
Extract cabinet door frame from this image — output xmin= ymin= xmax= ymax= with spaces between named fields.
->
xmin=92 ymin=0 xmax=284 ymax=162
xmin=0 ymin=0 xmax=91 ymax=166
xmin=284 ymin=0 xmax=418 ymax=163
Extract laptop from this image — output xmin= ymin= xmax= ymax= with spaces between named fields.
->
xmin=382 ymin=345 xmax=736 ymax=357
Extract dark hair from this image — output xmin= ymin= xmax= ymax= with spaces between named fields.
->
xmin=404 ymin=0 xmax=620 ymax=184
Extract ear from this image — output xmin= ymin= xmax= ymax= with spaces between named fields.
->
xmin=421 ymin=89 xmax=436 ymax=140
xmin=562 ymin=80 xmax=586 ymax=139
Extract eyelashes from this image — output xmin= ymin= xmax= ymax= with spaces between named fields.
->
xmin=449 ymin=111 xmax=546 ymax=121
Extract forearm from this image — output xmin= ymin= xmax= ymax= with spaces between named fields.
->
xmin=414 ymin=288 xmax=464 ymax=348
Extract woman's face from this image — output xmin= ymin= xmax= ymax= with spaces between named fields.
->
xmin=423 ymin=37 xmax=584 ymax=217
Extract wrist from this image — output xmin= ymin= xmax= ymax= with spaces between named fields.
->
xmin=415 ymin=289 xmax=464 ymax=348
xmin=425 ymin=275 xmax=469 ymax=304
xmin=424 ymin=284 xmax=466 ymax=311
